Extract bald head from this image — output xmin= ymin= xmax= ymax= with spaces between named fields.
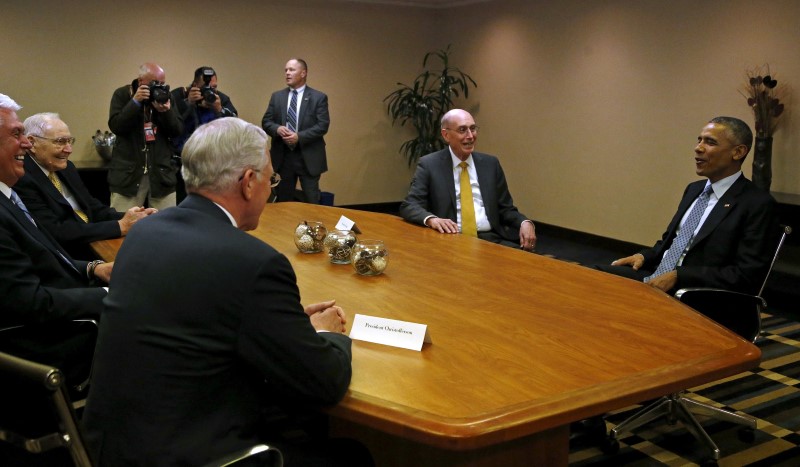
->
xmin=138 ymin=62 xmax=166 ymax=84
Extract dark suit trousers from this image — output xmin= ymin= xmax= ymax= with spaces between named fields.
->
xmin=276 ymin=149 xmax=321 ymax=204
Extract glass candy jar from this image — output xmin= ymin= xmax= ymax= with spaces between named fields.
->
xmin=351 ymin=240 xmax=388 ymax=276
xmin=293 ymin=221 xmax=327 ymax=253
xmin=324 ymin=230 xmax=358 ymax=264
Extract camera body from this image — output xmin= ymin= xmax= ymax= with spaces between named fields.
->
xmin=199 ymin=68 xmax=217 ymax=105
xmin=148 ymin=81 xmax=171 ymax=104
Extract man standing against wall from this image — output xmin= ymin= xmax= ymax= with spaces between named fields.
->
xmin=262 ymin=58 xmax=330 ymax=204
xmin=108 ymin=62 xmax=183 ymax=210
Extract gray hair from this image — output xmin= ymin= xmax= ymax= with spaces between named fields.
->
xmin=181 ymin=117 xmax=268 ymax=194
xmin=0 ymin=93 xmax=22 ymax=126
xmin=24 ymin=112 xmax=61 ymax=137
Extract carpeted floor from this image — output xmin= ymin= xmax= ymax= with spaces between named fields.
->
xmin=568 ymin=311 xmax=800 ymax=466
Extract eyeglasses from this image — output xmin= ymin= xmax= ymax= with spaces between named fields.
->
xmin=32 ymin=135 xmax=76 ymax=147
xmin=443 ymin=125 xmax=479 ymax=135
xmin=239 ymin=169 xmax=281 ymax=188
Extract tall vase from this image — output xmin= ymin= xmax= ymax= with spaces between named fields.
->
xmin=752 ymin=136 xmax=773 ymax=192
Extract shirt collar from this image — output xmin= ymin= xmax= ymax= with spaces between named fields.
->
xmin=290 ymin=84 xmax=306 ymax=94
xmin=449 ymin=148 xmax=474 ymax=169
xmin=708 ymin=171 xmax=742 ymax=198
xmin=0 ymin=182 xmax=12 ymax=199
xmin=212 ymin=201 xmax=238 ymax=227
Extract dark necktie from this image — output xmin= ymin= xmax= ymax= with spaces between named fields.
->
xmin=287 ymin=90 xmax=298 ymax=132
xmin=645 ymin=184 xmax=713 ymax=281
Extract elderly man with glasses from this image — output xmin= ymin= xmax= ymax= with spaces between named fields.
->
xmin=15 ymin=113 xmax=157 ymax=260
xmin=399 ymin=109 xmax=537 ymax=251
xmin=83 ymin=117 xmax=371 ymax=466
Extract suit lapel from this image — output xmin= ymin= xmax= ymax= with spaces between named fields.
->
xmin=0 ymin=194 xmax=79 ymax=273
xmin=692 ymin=176 xmax=746 ymax=246
xmin=473 ymin=153 xmax=495 ymax=219
xmin=438 ymin=150 xmax=457 ymax=212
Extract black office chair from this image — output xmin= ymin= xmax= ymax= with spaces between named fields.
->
xmin=0 ymin=351 xmax=284 ymax=467
xmin=605 ymin=225 xmax=792 ymax=462
xmin=0 ymin=319 xmax=98 ymax=398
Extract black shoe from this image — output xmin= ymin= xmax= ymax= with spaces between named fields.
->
xmin=569 ymin=415 xmax=607 ymax=449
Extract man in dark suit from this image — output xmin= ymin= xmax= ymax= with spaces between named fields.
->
xmin=83 ymin=117 xmax=367 ymax=466
xmin=399 ymin=108 xmax=537 ymax=251
xmin=15 ymin=113 xmax=156 ymax=260
xmin=0 ymin=94 xmax=111 ymax=385
xmin=597 ymin=116 xmax=778 ymax=294
xmin=262 ymin=58 xmax=330 ymax=204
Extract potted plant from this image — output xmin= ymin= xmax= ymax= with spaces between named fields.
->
xmin=741 ymin=65 xmax=786 ymax=191
xmin=384 ymin=45 xmax=477 ymax=167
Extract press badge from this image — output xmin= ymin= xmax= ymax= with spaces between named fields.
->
xmin=144 ymin=122 xmax=156 ymax=142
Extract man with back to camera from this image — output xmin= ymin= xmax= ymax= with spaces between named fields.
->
xmin=596 ymin=116 xmax=779 ymax=294
xmin=262 ymin=58 xmax=330 ymax=204
xmin=107 ymin=62 xmax=183 ymax=211
xmin=15 ymin=112 xmax=156 ymax=260
xmin=399 ymin=108 xmax=537 ymax=251
xmin=82 ymin=117 xmax=371 ymax=466
xmin=171 ymin=66 xmax=238 ymax=202
xmin=0 ymin=94 xmax=112 ymax=387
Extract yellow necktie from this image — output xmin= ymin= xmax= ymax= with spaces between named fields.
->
xmin=458 ymin=162 xmax=477 ymax=237
xmin=49 ymin=172 xmax=89 ymax=223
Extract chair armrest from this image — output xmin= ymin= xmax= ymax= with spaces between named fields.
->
xmin=204 ymin=444 xmax=283 ymax=467
xmin=674 ymin=288 xmax=764 ymax=342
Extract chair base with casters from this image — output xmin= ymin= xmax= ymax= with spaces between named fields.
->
xmin=604 ymin=391 xmax=756 ymax=461
xmin=605 ymin=225 xmax=791 ymax=463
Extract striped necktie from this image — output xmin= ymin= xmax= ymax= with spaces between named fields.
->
xmin=287 ymin=90 xmax=298 ymax=132
xmin=49 ymin=172 xmax=88 ymax=223
xmin=645 ymin=184 xmax=713 ymax=281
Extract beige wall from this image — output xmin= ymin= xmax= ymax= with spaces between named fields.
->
xmin=442 ymin=0 xmax=800 ymax=244
xmin=2 ymin=0 xmax=798 ymax=245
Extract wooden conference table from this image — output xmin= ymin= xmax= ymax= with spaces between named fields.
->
xmin=92 ymin=202 xmax=760 ymax=466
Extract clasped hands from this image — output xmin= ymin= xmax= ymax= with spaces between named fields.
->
xmin=305 ymin=299 xmax=347 ymax=334
xmin=277 ymin=126 xmax=299 ymax=147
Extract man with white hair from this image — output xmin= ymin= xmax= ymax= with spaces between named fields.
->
xmin=15 ymin=112 xmax=156 ymax=260
xmin=0 ymin=93 xmax=110 ymax=386
xmin=84 ymin=117 xmax=369 ymax=466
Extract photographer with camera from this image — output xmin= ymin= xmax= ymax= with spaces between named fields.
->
xmin=171 ymin=67 xmax=237 ymax=202
xmin=108 ymin=62 xmax=183 ymax=211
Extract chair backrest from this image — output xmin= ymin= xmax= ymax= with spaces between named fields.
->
xmin=0 ymin=351 xmax=93 ymax=467
xmin=758 ymin=224 xmax=792 ymax=296
xmin=675 ymin=224 xmax=792 ymax=343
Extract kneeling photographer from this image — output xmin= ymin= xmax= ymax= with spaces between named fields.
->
xmin=108 ymin=62 xmax=183 ymax=211
xmin=171 ymin=66 xmax=237 ymax=201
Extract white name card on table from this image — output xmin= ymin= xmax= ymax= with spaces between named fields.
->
xmin=335 ymin=215 xmax=361 ymax=234
xmin=349 ymin=314 xmax=431 ymax=351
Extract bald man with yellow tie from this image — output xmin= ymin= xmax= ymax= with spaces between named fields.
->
xmin=399 ymin=109 xmax=536 ymax=251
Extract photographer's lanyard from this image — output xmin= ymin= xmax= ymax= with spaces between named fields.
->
xmin=142 ymin=107 xmax=155 ymax=175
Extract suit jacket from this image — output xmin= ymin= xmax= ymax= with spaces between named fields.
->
xmin=83 ymin=194 xmax=352 ymax=466
xmin=15 ymin=157 xmax=123 ymax=260
xmin=0 ymin=190 xmax=105 ymax=376
xmin=640 ymin=176 xmax=778 ymax=294
xmin=261 ymin=86 xmax=330 ymax=176
xmin=399 ymin=149 xmax=529 ymax=241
